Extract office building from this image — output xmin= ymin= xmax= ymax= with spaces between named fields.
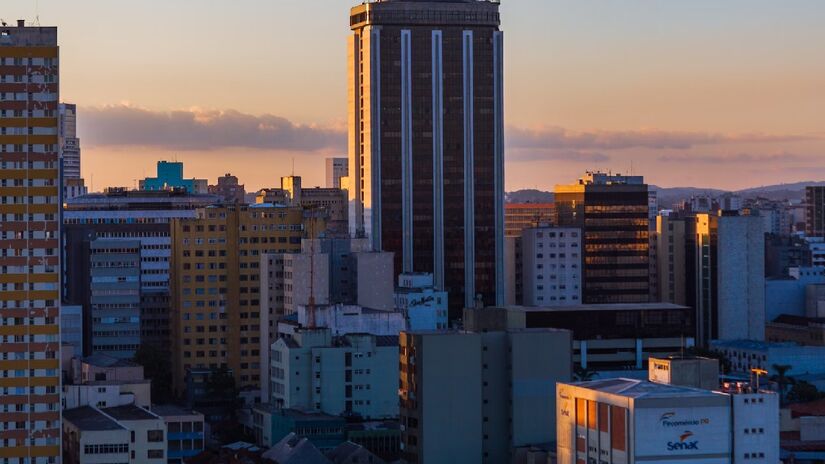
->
xmin=208 ymin=172 xmax=246 ymax=204
xmin=152 ymin=404 xmax=206 ymax=464
xmin=140 ymin=160 xmax=207 ymax=194
xmin=255 ymin=187 xmax=290 ymax=205
xmin=520 ymin=226 xmax=582 ymax=306
xmin=170 ymin=204 xmax=318 ymax=394
xmin=556 ymin=379 xmax=733 ymax=464
xmin=348 ymin=0 xmax=506 ymax=311
xmin=395 ymin=273 xmax=449 ymax=330
xmin=505 ymin=202 xmax=556 ymax=238
xmin=326 ymin=157 xmax=349 ymax=189
xmin=806 ymin=186 xmax=825 ymax=238
xmin=61 ymin=304 xmax=84 ymax=354
xmin=695 ymin=213 xmax=765 ymax=344
xmin=555 ymin=172 xmax=650 ymax=304
xmin=0 ymin=21 xmax=62 ymax=462
xmin=64 ymin=188 xmax=218 ymax=355
xmin=62 ymin=404 xmax=167 ymax=464
xmin=271 ymin=328 xmax=399 ymax=419
xmin=471 ymin=304 xmax=695 ymax=372
xmin=399 ymin=327 xmax=572 ymax=463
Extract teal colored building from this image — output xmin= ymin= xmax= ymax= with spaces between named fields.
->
xmin=139 ymin=161 xmax=206 ymax=193
xmin=253 ymin=405 xmax=346 ymax=450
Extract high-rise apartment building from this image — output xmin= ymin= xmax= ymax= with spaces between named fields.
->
xmin=520 ymin=226 xmax=582 ymax=306
xmin=325 ymin=157 xmax=348 ymax=189
xmin=0 ymin=20 xmax=62 ymax=462
xmin=656 ymin=213 xmax=690 ymax=306
xmin=806 ymin=186 xmax=825 ymax=238
xmin=555 ymin=172 xmax=650 ymax=304
xmin=348 ymin=0 xmax=506 ymax=311
xmin=58 ymin=102 xmax=80 ymax=179
xmin=208 ymin=173 xmax=245 ymax=204
xmin=169 ymin=205 xmax=320 ymax=394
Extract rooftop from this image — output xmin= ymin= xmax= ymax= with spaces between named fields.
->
xmin=567 ymin=378 xmax=725 ymax=400
xmin=102 ymin=404 xmax=159 ymax=422
xmin=82 ymin=353 xmax=141 ymax=369
xmin=498 ymin=302 xmax=690 ymax=312
xmin=152 ymin=404 xmax=203 ymax=418
xmin=711 ymin=339 xmax=800 ymax=351
xmin=63 ymin=406 xmax=125 ymax=431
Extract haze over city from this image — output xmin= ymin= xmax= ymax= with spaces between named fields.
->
xmin=5 ymin=0 xmax=824 ymax=191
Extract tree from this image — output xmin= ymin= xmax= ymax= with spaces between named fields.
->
xmin=574 ymin=366 xmax=597 ymax=382
xmin=786 ymin=381 xmax=825 ymax=404
xmin=770 ymin=364 xmax=794 ymax=405
xmin=206 ymin=366 xmax=237 ymax=398
xmin=133 ymin=344 xmax=174 ymax=404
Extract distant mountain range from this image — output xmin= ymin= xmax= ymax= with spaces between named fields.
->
xmin=507 ymin=181 xmax=825 ymax=209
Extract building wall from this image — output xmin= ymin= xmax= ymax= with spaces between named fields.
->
xmin=161 ymin=412 xmax=205 ymax=464
xmin=62 ymin=425 xmax=131 ymax=464
xmin=116 ymin=416 xmax=167 ymax=463
xmin=326 ymin=157 xmax=349 ymax=189
xmin=170 ymin=205 xmax=311 ymax=393
xmin=0 ymin=23 xmax=62 ymax=462
xmin=656 ymin=214 xmax=688 ymax=306
xmin=505 ymin=203 xmax=556 ymax=237
xmin=521 ymin=227 xmax=582 ymax=306
xmin=717 ymin=215 xmax=765 ymax=341
xmin=349 ymin=1 xmax=505 ymax=312
xmin=731 ymin=392 xmax=779 ymax=464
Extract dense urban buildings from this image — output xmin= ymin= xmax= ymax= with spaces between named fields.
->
xmin=208 ymin=172 xmax=246 ymax=204
xmin=63 ymin=188 xmax=218 ymax=356
xmin=348 ymin=0 xmax=506 ymax=311
xmin=325 ymin=157 xmax=348 ymax=189
xmin=0 ymin=21 xmax=62 ymax=462
xmin=555 ymin=172 xmax=651 ymax=304
xmin=169 ymin=204 xmax=320 ymax=394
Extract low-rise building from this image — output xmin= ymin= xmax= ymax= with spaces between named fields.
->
xmin=556 ymin=379 xmax=733 ymax=464
xmin=271 ymin=328 xmax=399 ymax=419
xmin=152 ymin=404 xmax=206 ymax=464
xmin=62 ymin=404 xmax=167 ymax=464
xmin=766 ymin=314 xmax=825 ymax=346
xmin=395 ymin=273 xmax=448 ymax=330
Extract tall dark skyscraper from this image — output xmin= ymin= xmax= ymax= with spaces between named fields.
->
xmin=348 ymin=0 xmax=505 ymax=312
xmin=555 ymin=172 xmax=651 ymax=304
xmin=806 ymin=186 xmax=825 ymax=238
xmin=0 ymin=20 xmax=62 ymax=462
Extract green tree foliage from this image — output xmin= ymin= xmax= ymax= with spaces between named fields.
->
xmin=133 ymin=344 xmax=174 ymax=404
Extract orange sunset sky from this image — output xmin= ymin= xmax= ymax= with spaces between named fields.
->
xmin=5 ymin=0 xmax=825 ymax=191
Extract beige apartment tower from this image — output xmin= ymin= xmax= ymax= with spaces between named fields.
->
xmin=0 ymin=21 xmax=62 ymax=463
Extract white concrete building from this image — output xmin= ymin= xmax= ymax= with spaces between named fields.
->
xmin=395 ymin=273 xmax=449 ymax=330
xmin=723 ymin=382 xmax=780 ymax=464
xmin=326 ymin=157 xmax=349 ymax=189
xmin=62 ymin=404 xmax=167 ymax=464
xmin=717 ymin=214 xmax=765 ymax=341
xmin=63 ymin=380 xmax=152 ymax=410
xmin=271 ymin=327 xmax=399 ymax=420
xmin=557 ymin=379 xmax=733 ymax=464
xmin=520 ymin=227 xmax=582 ymax=306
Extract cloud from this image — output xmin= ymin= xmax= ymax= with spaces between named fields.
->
xmin=508 ymin=148 xmax=610 ymax=163
xmin=507 ymin=126 xmax=815 ymax=151
xmin=80 ymin=105 xmax=346 ymax=152
xmin=657 ymin=152 xmax=810 ymax=163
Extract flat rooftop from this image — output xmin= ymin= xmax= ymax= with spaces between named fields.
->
xmin=63 ymin=406 xmax=125 ymax=431
xmin=102 ymin=404 xmax=158 ymax=422
xmin=567 ymin=378 xmax=724 ymax=400
xmin=82 ymin=353 xmax=140 ymax=369
xmin=152 ymin=404 xmax=202 ymax=418
xmin=497 ymin=303 xmax=690 ymax=312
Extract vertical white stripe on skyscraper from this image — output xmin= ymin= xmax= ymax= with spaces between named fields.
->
xmin=371 ymin=27 xmax=382 ymax=252
xmin=463 ymin=30 xmax=475 ymax=308
xmin=493 ymin=30 xmax=505 ymax=305
xmin=432 ymin=30 xmax=445 ymax=291
xmin=401 ymin=29 xmax=414 ymax=273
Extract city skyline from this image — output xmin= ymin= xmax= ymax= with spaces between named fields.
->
xmin=4 ymin=0 xmax=824 ymax=192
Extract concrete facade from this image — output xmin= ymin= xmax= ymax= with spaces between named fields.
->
xmin=399 ymin=328 xmax=572 ymax=464
xmin=270 ymin=328 xmax=399 ymax=420
xmin=520 ymin=226 xmax=582 ymax=306
xmin=326 ymin=157 xmax=348 ymax=189
xmin=395 ymin=273 xmax=449 ymax=330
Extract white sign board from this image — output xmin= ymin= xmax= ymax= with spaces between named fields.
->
xmin=634 ymin=406 xmax=730 ymax=458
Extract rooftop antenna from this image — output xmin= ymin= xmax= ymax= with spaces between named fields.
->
xmin=34 ymin=0 xmax=41 ymax=26
xmin=291 ymin=157 xmax=295 ymax=177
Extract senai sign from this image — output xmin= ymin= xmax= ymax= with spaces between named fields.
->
xmin=635 ymin=407 xmax=730 ymax=458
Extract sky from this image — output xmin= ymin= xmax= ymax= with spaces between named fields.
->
xmin=5 ymin=0 xmax=825 ymax=191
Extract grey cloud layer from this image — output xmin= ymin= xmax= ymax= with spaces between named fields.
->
xmin=81 ymin=105 xmax=346 ymax=152
xmin=507 ymin=126 xmax=813 ymax=151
